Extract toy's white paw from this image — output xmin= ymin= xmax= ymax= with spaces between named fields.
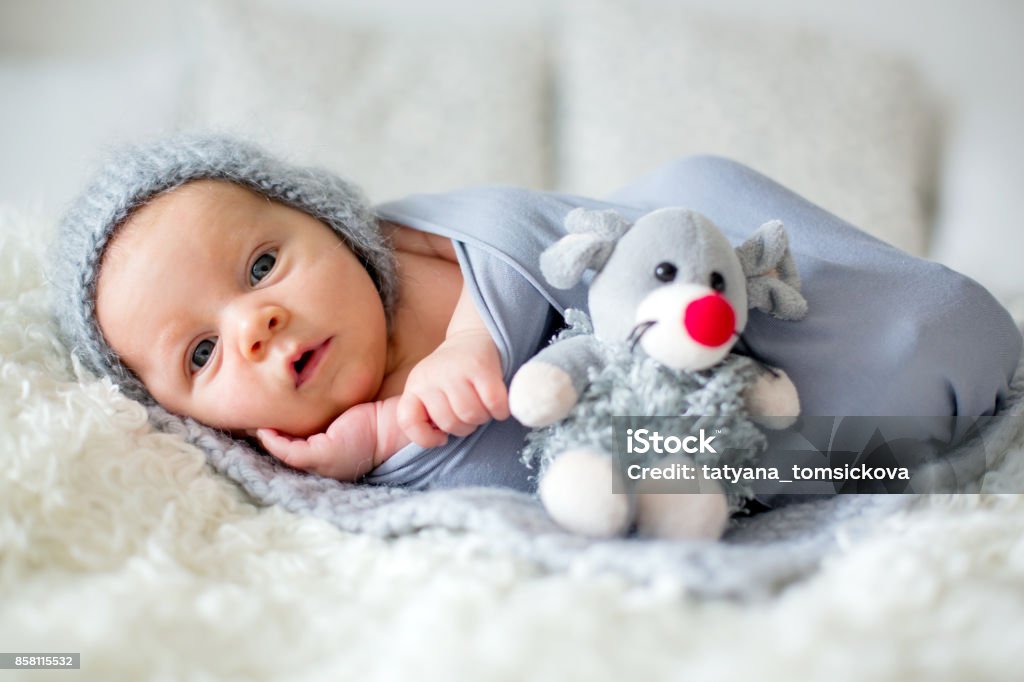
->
xmin=509 ymin=361 xmax=578 ymax=427
xmin=745 ymin=367 xmax=799 ymax=429
xmin=633 ymin=456 xmax=729 ymax=540
xmin=538 ymin=448 xmax=632 ymax=538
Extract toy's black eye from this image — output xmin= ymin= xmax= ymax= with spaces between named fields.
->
xmin=654 ymin=262 xmax=677 ymax=282
xmin=710 ymin=271 xmax=726 ymax=292
xmin=249 ymin=251 xmax=277 ymax=286
xmin=190 ymin=337 xmax=217 ymax=372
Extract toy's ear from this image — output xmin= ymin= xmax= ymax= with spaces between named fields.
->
xmin=735 ymin=220 xmax=808 ymax=320
xmin=540 ymin=208 xmax=631 ymax=289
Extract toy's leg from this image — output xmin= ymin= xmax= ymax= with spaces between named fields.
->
xmin=633 ymin=455 xmax=730 ymax=540
xmin=538 ymin=448 xmax=633 ymax=537
xmin=607 ymin=155 xmax=1021 ymax=428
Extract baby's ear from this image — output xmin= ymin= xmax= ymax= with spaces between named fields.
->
xmin=735 ymin=220 xmax=808 ymax=320
xmin=540 ymin=208 xmax=631 ymax=289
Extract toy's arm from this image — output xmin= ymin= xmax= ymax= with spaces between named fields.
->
xmin=509 ymin=335 xmax=604 ymax=427
xmin=744 ymin=366 xmax=800 ymax=429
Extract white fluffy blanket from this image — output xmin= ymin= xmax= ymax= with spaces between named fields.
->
xmin=3 ymin=207 xmax=1024 ymax=681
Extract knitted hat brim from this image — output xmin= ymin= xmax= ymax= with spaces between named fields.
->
xmin=50 ymin=133 xmax=397 ymax=404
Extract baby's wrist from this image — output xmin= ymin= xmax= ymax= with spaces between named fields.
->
xmin=444 ymin=326 xmax=493 ymax=344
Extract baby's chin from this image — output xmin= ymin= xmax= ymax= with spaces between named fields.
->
xmin=225 ymin=378 xmax=383 ymax=441
xmin=235 ymin=412 xmax=337 ymax=440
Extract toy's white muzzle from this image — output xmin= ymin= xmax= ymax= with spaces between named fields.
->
xmin=633 ymin=283 xmax=738 ymax=370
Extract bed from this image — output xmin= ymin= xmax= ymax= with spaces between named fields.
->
xmin=3 ymin=0 xmax=1024 ymax=679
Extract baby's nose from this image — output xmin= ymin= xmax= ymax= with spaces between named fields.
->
xmin=239 ymin=305 xmax=289 ymax=360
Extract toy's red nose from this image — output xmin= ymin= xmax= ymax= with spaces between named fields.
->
xmin=683 ymin=294 xmax=736 ymax=347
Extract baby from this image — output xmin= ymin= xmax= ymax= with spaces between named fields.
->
xmin=93 ymin=178 xmax=500 ymax=481
xmin=51 ymin=133 xmax=1023 ymax=497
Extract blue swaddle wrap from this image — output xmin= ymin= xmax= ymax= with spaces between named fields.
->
xmin=362 ymin=156 xmax=1022 ymax=495
xmin=364 ymin=189 xmax=597 ymax=492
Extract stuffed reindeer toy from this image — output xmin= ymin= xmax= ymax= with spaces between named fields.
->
xmin=509 ymin=207 xmax=808 ymax=540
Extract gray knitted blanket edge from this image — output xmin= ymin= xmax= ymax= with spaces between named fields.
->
xmin=149 ymin=357 xmax=1024 ymax=599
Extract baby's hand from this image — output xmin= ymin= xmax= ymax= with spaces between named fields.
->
xmin=397 ymin=329 xmax=509 ymax=448
xmin=256 ymin=396 xmax=408 ymax=481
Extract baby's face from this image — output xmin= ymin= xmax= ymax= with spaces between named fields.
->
xmin=96 ymin=180 xmax=389 ymax=437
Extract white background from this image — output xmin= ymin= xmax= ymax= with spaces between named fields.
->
xmin=2 ymin=0 xmax=1022 ymax=295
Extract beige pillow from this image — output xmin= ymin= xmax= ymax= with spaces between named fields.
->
xmin=557 ymin=0 xmax=938 ymax=255
xmin=187 ymin=0 xmax=549 ymax=202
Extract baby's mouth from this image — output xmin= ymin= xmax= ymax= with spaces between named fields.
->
xmin=292 ymin=338 xmax=332 ymax=387
xmin=294 ymin=350 xmax=314 ymax=374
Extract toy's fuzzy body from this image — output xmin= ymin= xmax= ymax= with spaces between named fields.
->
xmin=520 ymin=309 xmax=767 ymax=511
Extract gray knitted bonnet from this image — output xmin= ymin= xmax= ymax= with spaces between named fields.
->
xmin=50 ymin=133 xmax=397 ymax=404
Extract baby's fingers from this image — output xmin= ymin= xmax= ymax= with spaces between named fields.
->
xmin=397 ymin=394 xmax=449 ymax=449
xmin=447 ymin=380 xmax=494 ymax=426
xmin=256 ymin=428 xmax=323 ymax=471
xmin=421 ymin=389 xmax=477 ymax=438
xmin=472 ymin=375 xmax=510 ymax=421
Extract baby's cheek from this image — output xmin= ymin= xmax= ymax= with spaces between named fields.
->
xmin=188 ymin=379 xmax=276 ymax=432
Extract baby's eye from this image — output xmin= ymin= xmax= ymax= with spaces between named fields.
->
xmin=190 ymin=337 xmax=217 ymax=372
xmin=249 ymin=250 xmax=277 ymax=286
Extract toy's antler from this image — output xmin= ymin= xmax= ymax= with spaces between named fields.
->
xmin=735 ymin=220 xmax=808 ymax=320
xmin=539 ymin=208 xmax=631 ymax=289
